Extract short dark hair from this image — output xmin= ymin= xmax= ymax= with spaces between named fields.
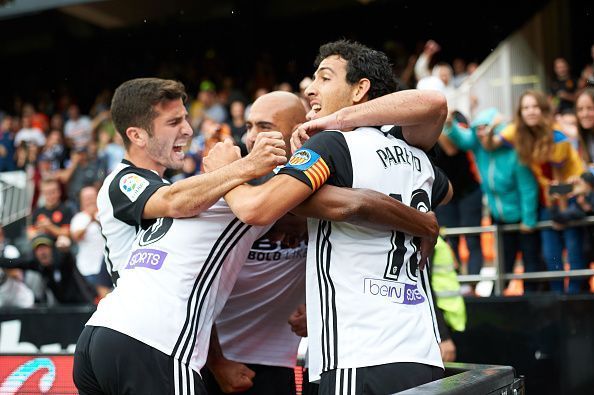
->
xmin=111 ymin=78 xmax=187 ymax=148
xmin=314 ymin=40 xmax=398 ymax=99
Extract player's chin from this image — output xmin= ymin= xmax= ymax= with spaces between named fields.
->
xmin=167 ymin=157 xmax=185 ymax=171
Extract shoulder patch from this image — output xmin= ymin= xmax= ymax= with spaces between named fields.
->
xmin=119 ymin=173 xmax=150 ymax=202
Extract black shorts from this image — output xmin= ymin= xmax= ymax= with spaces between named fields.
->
xmin=73 ymin=325 xmax=206 ymax=395
xmin=202 ymin=363 xmax=296 ymax=395
xmin=319 ymin=362 xmax=443 ymax=395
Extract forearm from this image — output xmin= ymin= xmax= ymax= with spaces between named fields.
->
xmin=225 ymin=175 xmax=313 ymax=226
xmin=293 ymin=186 xmax=439 ymax=237
xmin=71 ymin=228 xmax=86 ymax=242
xmin=337 ymin=90 xmax=447 ymax=151
xmin=145 ymin=158 xmax=262 ymax=219
xmin=47 ymin=224 xmax=70 ymax=238
xmin=414 ymin=52 xmax=431 ymax=80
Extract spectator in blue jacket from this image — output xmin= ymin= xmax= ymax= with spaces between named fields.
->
xmin=443 ymin=107 xmax=542 ymax=289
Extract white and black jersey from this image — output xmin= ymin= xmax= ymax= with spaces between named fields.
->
xmin=97 ymin=159 xmax=169 ymax=284
xmin=215 ymin=237 xmax=307 ymax=368
xmin=279 ymin=126 xmax=448 ymax=381
xmin=87 ymin=199 xmax=269 ymax=374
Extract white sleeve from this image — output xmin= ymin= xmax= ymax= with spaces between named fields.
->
xmin=70 ymin=212 xmax=92 ymax=233
xmin=414 ymin=52 xmax=431 ymax=80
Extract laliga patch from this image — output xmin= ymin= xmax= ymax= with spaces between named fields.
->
xmin=286 ymin=149 xmax=319 ymax=171
xmin=119 ymin=173 xmax=149 ymax=202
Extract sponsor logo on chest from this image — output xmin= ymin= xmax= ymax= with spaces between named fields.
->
xmin=363 ymin=278 xmax=425 ymax=305
xmin=126 ymin=248 xmax=167 ymax=270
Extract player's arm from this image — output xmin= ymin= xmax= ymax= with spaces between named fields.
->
xmin=292 ymin=89 xmax=447 ymax=152
xmin=224 ymin=174 xmax=314 ymax=226
xmin=206 ymin=325 xmax=255 ymax=393
xmin=144 ymin=132 xmax=286 ymax=219
xmin=291 ymin=185 xmax=439 ymax=237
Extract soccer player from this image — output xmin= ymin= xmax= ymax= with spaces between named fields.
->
xmin=205 ymin=40 xmax=449 ymax=394
xmin=93 ymin=78 xmax=287 ymax=285
xmin=205 ymin=91 xmax=447 ymax=395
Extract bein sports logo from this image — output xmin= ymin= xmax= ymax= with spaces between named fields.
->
xmin=363 ymin=278 xmax=425 ymax=305
xmin=0 ymin=358 xmax=55 ymax=394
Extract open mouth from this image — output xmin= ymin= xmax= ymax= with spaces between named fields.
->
xmin=307 ymin=103 xmax=321 ymax=120
xmin=173 ymin=144 xmax=185 ymax=159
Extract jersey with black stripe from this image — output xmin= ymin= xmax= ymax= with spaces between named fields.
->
xmin=97 ymin=159 xmax=168 ymax=283
xmin=87 ymin=199 xmax=269 ymax=373
xmin=279 ymin=126 xmax=445 ymax=381
xmin=215 ymin=237 xmax=307 ymax=368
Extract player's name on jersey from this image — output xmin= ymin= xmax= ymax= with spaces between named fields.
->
xmin=375 ymin=145 xmax=422 ymax=172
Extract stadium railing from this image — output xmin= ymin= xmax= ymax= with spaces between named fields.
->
xmin=441 ymin=216 xmax=594 ymax=295
xmin=0 ymin=170 xmax=33 ymax=227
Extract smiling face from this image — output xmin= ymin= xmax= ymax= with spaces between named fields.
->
xmin=304 ymin=55 xmax=357 ymax=120
xmin=144 ymin=98 xmax=193 ymax=173
xmin=577 ymin=91 xmax=594 ymax=131
xmin=520 ymin=93 xmax=543 ymax=127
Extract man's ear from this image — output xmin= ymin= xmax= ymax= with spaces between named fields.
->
xmin=352 ymin=78 xmax=371 ymax=103
xmin=126 ymin=127 xmax=148 ymax=148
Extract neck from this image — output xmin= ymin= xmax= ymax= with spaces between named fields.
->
xmin=125 ymin=150 xmax=165 ymax=177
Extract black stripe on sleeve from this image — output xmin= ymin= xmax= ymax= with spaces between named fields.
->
xmin=279 ymin=131 xmax=353 ymax=188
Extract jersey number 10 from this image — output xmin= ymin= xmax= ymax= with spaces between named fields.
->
xmin=384 ymin=190 xmax=430 ymax=282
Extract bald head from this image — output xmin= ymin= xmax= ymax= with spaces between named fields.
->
xmin=246 ymin=91 xmax=307 ymax=158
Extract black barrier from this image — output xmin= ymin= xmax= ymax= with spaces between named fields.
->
xmin=398 ymin=362 xmax=524 ymax=394
xmin=0 ymin=306 xmax=94 ymax=353
xmin=452 ymin=294 xmax=594 ymax=395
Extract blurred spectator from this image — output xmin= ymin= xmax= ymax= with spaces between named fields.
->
xmin=189 ymin=80 xmax=229 ymax=129
xmin=41 ymin=129 xmax=67 ymax=172
xmin=0 ymin=115 xmax=16 ymax=172
xmin=452 ymin=57 xmax=470 ymax=88
xmin=70 ymin=186 xmax=112 ymax=299
xmin=415 ymin=42 xmax=457 ymax=115
xmin=49 ymin=113 xmax=64 ymax=133
xmin=58 ymin=141 xmax=108 ymax=206
xmin=0 ymin=224 xmax=34 ymax=307
xmin=494 ymin=90 xmax=587 ymax=293
xmin=14 ymin=116 xmax=46 ymax=148
xmin=191 ymin=117 xmax=231 ymax=173
xmin=229 ymin=100 xmax=248 ymax=156
xmin=27 ymin=178 xmax=73 ymax=242
xmin=97 ymin=125 xmax=125 ymax=173
xmin=549 ymin=57 xmax=578 ymax=114
xmin=64 ymin=104 xmax=93 ymax=150
xmin=444 ymin=107 xmax=542 ymax=290
xmin=18 ymin=234 xmax=96 ymax=305
xmin=576 ymin=89 xmax=594 ymax=163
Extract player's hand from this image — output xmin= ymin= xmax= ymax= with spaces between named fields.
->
xmin=288 ymin=304 xmax=307 ymax=337
xmin=439 ymin=339 xmax=456 ymax=362
xmin=210 ymin=358 xmax=255 ymax=393
xmin=290 ymin=112 xmax=343 ymax=153
xmin=244 ymin=131 xmax=287 ymax=178
xmin=203 ymin=138 xmax=241 ymax=173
